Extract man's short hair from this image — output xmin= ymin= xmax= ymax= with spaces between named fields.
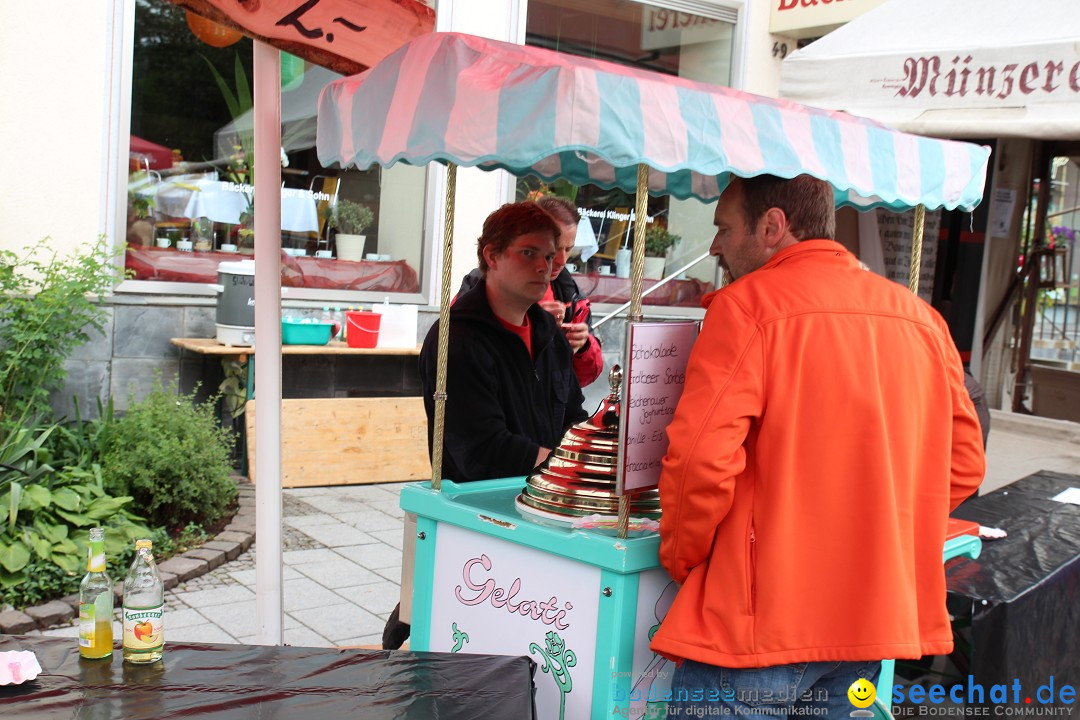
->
xmin=737 ymin=174 xmax=835 ymax=241
xmin=536 ymin=195 xmax=581 ymax=227
xmin=477 ymin=202 xmax=561 ymax=276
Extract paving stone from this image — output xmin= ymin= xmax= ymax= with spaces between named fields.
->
xmin=172 ymin=585 xmax=255 ymax=608
xmin=198 ymin=599 xmax=258 ymax=638
xmin=0 ymin=610 xmax=37 ymax=634
xmin=291 ymin=602 xmax=384 ymax=642
xmin=182 ymin=548 xmax=226 ymax=570
xmin=215 ymin=531 xmax=253 ymax=551
xmin=224 ymin=519 xmax=255 ymax=534
xmin=158 ymin=556 xmax=209 ymax=582
xmin=25 ymin=600 xmax=76 ymax=628
xmin=59 ymin=594 xmax=82 ymax=612
xmin=295 ymin=558 xmax=382 ymax=590
xmin=159 ymin=571 xmax=179 ymax=591
xmin=295 ymin=521 xmax=377 ymax=548
xmin=201 ymin=540 xmax=243 ymax=562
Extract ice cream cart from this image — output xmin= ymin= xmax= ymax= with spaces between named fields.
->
xmin=316 ymin=32 xmax=991 ymax=720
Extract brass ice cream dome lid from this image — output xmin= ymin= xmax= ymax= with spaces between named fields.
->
xmin=516 ymin=365 xmax=661 ymax=522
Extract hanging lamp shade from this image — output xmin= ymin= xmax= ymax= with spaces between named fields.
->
xmin=186 ymin=10 xmax=243 ymax=48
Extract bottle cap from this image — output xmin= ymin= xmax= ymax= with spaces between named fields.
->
xmin=136 ymin=539 xmax=153 ymax=550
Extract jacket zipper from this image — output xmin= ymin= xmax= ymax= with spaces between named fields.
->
xmin=748 ymin=523 xmax=757 ymax=615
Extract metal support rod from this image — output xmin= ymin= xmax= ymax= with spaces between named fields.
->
xmin=618 ymin=164 xmax=651 ymax=539
xmin=594 ymin=251 xmax=712 ymax=329
xmin=1014 ymin=143 xmax=1054 ymax=412
xmin=908 ymin=204 xmax=926 ymax=295
xmin=431 ymin=163 xmax=457 ymax=491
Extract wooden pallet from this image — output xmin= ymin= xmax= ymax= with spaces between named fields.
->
xmin=246 ymin=397 xmax=431 ymax=487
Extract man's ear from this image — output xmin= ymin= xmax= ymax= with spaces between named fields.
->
xmin=482 ymin=244 xmax=499 ymax=271
xmin=760 ymin=207 xmax=789 ymax=249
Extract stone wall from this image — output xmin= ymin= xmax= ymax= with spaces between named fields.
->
xmin=50 ymin=296 xmax=698 ymax=421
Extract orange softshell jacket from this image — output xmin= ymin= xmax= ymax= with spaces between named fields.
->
xmin=651 ymin=240 xmax=985 ymax=669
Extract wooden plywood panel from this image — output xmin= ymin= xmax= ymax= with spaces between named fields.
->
xmin=246 ymin=397 xmax=431 ymax=487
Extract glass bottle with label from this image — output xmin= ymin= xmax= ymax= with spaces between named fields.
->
xmin=79 ymin=527 xmax=114 ymax=660
xmin=122 ymin=539 xmax=164 ymax=664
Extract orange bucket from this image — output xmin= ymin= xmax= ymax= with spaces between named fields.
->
xmin=345 ymin=311 xmax=381 ymax=348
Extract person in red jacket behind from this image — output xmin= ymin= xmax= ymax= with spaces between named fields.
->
xmin=457 ymin=196 xmax=604 ymax=387
xmin=652 ymin=175 xmax=985 ymax=717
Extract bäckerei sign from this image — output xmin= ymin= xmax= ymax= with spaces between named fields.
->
xmin=770 ymin=0 xmax=888 ymax=39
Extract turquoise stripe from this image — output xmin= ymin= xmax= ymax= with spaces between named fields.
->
xmin=678 ymin=86 xmax=726 ymax=172
xmin=404 ymin=41 xmax=463 ymax=166
xmin=595 ymin=72 xmax=644 ymax=166
xmin=498 ymin=66 xmax=558 ymax=163
xmin=750 ymin=104 xmax=803 ymax=180
xmin=809 ymin=113 xmax=848 ymax=191
xmin=349 ymin=51 xmax=405 ymax=168
xmin=866 ymin=125 xmax=898 ymax=204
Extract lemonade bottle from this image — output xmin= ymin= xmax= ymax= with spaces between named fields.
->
xmin=78 ymin=527 xmax=114 ymax=660
xmin=122 ymin=539 xmax=164 ymax=664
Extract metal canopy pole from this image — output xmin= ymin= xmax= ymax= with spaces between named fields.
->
xmin=908 ymin=204 xmax=926 ymax=296
xmin=617 ymin=163 xmax=651 ymax=539
xmin=431 ymin=163 xmax=457 ymax=492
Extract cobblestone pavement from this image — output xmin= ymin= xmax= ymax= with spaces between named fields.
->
xmin=32 ymin=482 xmax=406 ymax=649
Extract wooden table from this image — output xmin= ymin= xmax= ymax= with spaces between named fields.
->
xmin=171 ymin=337 xmax=422 ymax=357
xmin=171 ymin=338 xmax=429 ymax=487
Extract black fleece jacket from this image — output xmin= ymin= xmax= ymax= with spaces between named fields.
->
xmin=420 ymin=278 xmax=588 ymax=483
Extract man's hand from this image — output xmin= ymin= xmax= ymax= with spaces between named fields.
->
xmin=539 ymin=299 xmax=567 ymax=324
xmin=561 ymin=322 xmax=590 ymax=353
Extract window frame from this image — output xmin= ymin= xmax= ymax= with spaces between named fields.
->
xmin=109 ymin=0 xmax=436 ymax=306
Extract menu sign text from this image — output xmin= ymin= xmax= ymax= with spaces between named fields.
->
xmin=617 ymin=321 xmax=699 ymax=494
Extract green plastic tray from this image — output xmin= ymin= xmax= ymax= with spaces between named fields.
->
xmin=281 ymin=320 xmax=333 ymax=345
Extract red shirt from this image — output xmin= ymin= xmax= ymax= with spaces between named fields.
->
xmin=498 ymin=314 xmax=532 ymax=359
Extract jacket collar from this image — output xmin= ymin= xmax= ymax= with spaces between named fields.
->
xmin=700 ymin=240 xmax=854 ymax=308
xmin=453 ymin=276 xmax=559 ymax=348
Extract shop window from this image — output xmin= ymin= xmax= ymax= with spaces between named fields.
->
xmin=123 ymin=0 xmax=426 ymax=298
xmin=522 ymin=0 xmax=737 ymax=302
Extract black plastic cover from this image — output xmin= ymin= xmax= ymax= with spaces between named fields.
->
xmin=947 ymin=470 xmax=1080 ymax=692
xmin=0 ymin=636 xmax=537 ymax=719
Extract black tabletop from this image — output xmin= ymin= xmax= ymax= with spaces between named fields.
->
xmin=945 ymin=470 xmax=1080 ymax=691
xmin=0 ymin=635 xmax=537 ymax=719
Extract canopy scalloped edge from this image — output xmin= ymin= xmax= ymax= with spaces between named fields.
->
xmin=317 ymin=32 xmax=991 ymax=213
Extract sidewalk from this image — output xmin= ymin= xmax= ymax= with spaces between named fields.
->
xmin=28 ymin=411 xmax=1080 ymax=648
xmin=32 ymin=483 xmax=406 ymax=648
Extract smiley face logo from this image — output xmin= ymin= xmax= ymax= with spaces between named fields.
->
xmin=848 ymin=678 xmax=877 ymax=709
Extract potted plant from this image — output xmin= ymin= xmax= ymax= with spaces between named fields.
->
xmin=333 ymin=200 xmax=374 ymax=261
xmin=642 ymin=223 xmax=680 ymax=279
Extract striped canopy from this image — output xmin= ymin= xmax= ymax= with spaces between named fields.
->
xmin=317 ymin=32 xmax=991 ymax=212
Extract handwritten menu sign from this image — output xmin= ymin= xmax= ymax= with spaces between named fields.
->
xmin=878 ymin=208 xmax=941 ymax=302
xmin=617 ymin=321 xmax=699 ymax=494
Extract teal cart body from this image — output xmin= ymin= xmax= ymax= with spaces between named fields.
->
xmin=402 ymin=478 xmax=674 ymax=720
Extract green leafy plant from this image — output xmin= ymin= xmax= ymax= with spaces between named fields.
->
xmin=45 ymin=396 xmax=116 ymax=473
xmin=0 ymin=423 xmax=151 ymax=589
xmin=0 ymin=236 xmax=125 ymax=426
xmin=2 ymin=521 xmax=207 ymax=610
xmin=102 ymin=378 xmax=237 ymax=531
xmin=334 ymin=200 xmax=375 ymax=235
xmin=643 ymin=223 xmax=681 ymax=258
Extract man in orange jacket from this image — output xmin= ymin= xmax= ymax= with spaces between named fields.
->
xmin=652 ymin=174 xmax=985 ymax=717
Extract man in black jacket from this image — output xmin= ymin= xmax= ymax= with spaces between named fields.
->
xmin=384 ymin=202 xmax=589 ymax=650
xmin=421 ymin=201 xmax=589 ymax=482
xmin=456 ymin=196 xmax=604 ymax=387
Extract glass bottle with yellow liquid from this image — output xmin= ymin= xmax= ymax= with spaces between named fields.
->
xmin=78 ymin=527 xmax=114 ymax=659
xmin=123 ymin=539 xmax=164 ymax=664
